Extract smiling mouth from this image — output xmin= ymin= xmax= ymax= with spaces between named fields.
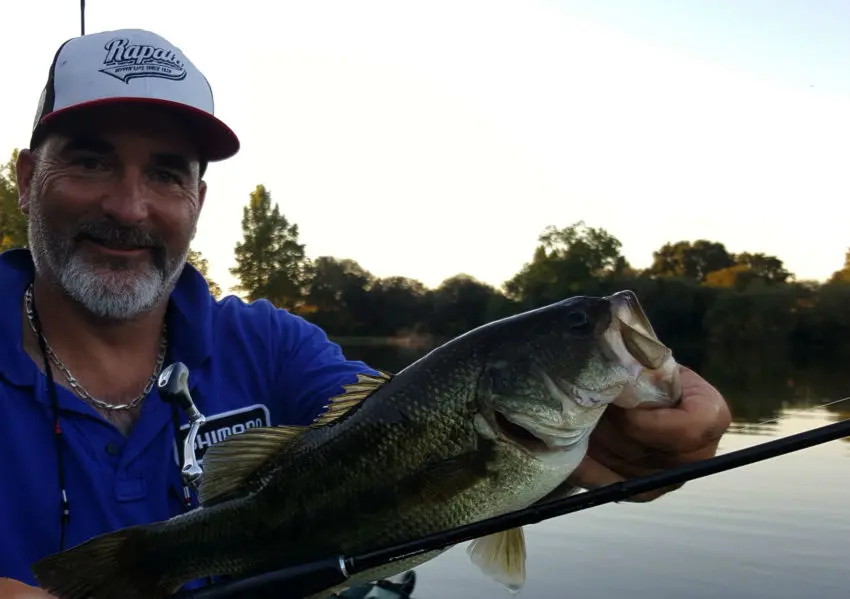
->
xmin=79 ymin=235 xmax=153 ymax=254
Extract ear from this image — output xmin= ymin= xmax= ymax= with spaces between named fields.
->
xmin=198 ymin=179 xmax=207 ymax=211
xmin=15 ymin=149 xmax=35 ymax=215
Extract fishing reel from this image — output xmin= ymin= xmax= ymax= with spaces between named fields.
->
xmin=158 ymin=362 xmax=207 ymax=492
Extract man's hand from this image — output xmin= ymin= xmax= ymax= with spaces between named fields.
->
xmin=0 ymin=579 xmax=53 ymax=599
xmin=568 ymin=365 xmax=732 ymax=502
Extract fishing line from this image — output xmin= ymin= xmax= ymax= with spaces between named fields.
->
xmin=744 ymin=395 xmax=850 ymax=428
xmin=581 ymin=388 xmax=850 ymax=488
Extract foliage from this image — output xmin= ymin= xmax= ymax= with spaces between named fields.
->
xmin=827 ymin=249 xmax=850 ymax=284
xmin=4 ymin=143 xmax=850 ymax=369
xmin=648 ymin=240 xmax=735 ymax=281
xmin=504 ymin=221 xmax=632 ymax=306
xmin=0 ymin=149 xmax=27 ymax=250
xmin=229 ymin=185 xmax=309 ymax=310
xmin=186 ymin=248 xmax=223 ymax=299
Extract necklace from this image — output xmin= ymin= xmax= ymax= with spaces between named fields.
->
xmin=24 ymin=283 xmax=168 ymax=412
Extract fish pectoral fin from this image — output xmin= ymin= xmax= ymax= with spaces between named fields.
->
xmin=311 ymin=370 xmax=393 ymax=427
xmin=199 ymin=425 xmax=308 ymax=504
xmin=466 ymin=527 xmax=527 ymax=593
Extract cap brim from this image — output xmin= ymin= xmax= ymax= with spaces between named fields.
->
xmin=35 ymin=97 xmax=240 ymax=162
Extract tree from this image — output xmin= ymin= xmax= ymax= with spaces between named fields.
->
xmin=363 ymin=276 xmax=431 ymax=336
xmin=648 ymin=240 xmax=735 ymax=281
xmin=703 ymin=251 xmax=792 ymax=291
xmin=305 ymin=257 xmax=373 ymax=312
xmin=702 ymin=263 xmax=751 ymax=290
xmin=0 ymin=149 xmax=27 ymax=251
xmin=734 ymin=252 xmax=792 ymax=284
xmin=428 ymin=274 xmax=505 ymax=336
xmin=229 ymin=185 xmax=309 ymax=309
xmin=302 ymin=256 xmax=374 ymax=335
xmin=504 ymin=221 xmax=631 ymax=304
xmin=186 ymin=248 xmax=223 ymax=298
xmin=828 ymin=248 xmax=850 ymax=284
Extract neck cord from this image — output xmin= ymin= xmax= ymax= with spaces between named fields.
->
xmin=31 ymin=308 xmax=70 ymax=551
xmin=26 ymin=284 xmax=197 ymax=553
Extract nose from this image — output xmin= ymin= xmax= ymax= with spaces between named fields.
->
xmin=100 ymin=168 xmax=150 ymax=225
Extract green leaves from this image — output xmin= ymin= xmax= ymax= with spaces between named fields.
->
xmin=228 ymin=185 xmax=309 ymax=310
xmin=0 ymin=149 xmax=27 ymax=251
xmin=187 ymin=248 xmax=222 ymax=299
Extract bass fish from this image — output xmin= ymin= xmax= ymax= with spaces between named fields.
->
xmin=31 ymin=290 xmax=682 ymax=599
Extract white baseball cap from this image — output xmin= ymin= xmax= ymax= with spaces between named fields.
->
xmin=30 ymin=28 xmax=240 ymax=162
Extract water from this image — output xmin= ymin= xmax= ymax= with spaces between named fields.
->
xmin=339 ymin=343 xmax=850 ymax=599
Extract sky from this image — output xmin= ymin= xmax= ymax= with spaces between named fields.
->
xmin=2 ymin=0 xmax=849 ymax=293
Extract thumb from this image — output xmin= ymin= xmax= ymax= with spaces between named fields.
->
xmin=0 ymin=578 xmax=55 ymax=599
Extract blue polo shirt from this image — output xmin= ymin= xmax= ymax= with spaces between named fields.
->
xmin=0 ymin=248 xmax=377 ymax=589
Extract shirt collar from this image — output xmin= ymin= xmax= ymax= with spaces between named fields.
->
xmin=0 ymin=248 xmax=215 ymax=387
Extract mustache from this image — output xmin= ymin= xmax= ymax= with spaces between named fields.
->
xmin=72 ymin=220 xmax=166 ymax=250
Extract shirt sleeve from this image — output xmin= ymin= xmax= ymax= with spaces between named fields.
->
xmin=268 ymin=305 xmax=380 ymax=426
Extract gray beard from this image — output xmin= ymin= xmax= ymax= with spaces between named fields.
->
xmin=27 ymin=202 xmax=191 ymax=321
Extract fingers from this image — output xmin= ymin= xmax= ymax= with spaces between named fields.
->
xmin=567 ymin=457 xmax=682 ymax=503
xmin=568 ymin=365 xmax=731 ymax=504
xmin=568 ymin=455 xmax=625 ymax=490
xmin=586 ymin=416 xmax=648 ymax=463
xmin=567 ymin=366 xmax=732 ymax=505
xmin=611 ymin=366 xmax=731 ymax=454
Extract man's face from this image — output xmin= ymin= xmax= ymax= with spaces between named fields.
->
xmin=17 ymin=104 xmax=207 ymax=320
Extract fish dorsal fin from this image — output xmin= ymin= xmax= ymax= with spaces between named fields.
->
xmin=466 ymin=527 xmax=527 ymax=593
xmin=197 ymin=370 xmax=392 ymax=506
xmin=198 ymin=425 xmax=307 ymax=505
xmin=311 ymin=370 xmax=393 ymax=427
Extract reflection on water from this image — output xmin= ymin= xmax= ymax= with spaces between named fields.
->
xmin=338 ymin=343 xmax=850 ymax=599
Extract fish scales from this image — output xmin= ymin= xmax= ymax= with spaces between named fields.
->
xmin=143 ymin=344 xmax=502 ymax=583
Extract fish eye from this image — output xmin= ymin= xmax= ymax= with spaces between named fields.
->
xmin=566 ymin=309 xmax=592 ymax=333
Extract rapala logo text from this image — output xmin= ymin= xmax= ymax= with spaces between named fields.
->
xmin=99 ymin=37 xmax=187 ymax=84
xmin=173 ymin=404 xmax=270 ymax=465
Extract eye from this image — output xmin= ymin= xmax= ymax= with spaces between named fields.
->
xmin=152 ymin=170 xmax=182 ymax=184
xmin=73 ymin=156 xmax=107 ymax=170
xmin=565 ymin=309 xmax=593 ymax=334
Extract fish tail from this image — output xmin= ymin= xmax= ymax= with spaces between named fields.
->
xmin=31 ymin=525 xmax=175 ymax=599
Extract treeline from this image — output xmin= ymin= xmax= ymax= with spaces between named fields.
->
xmin=3 ymin=149 xmax=850 ymax=367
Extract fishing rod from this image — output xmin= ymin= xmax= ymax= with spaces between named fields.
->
xmin=174 ymin=415 xmax=850 ymax=599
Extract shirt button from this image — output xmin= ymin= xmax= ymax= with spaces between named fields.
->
xmin=105 ymin=441 xmax=119 ymax=456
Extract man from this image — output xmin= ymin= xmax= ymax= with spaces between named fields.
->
xmin=0 ymin=28 xmax=731 ymax=598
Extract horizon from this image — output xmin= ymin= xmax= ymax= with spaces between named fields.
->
xmin=3 ymin=1 xmax=849 ymax=294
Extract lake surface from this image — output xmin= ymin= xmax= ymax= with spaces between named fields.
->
xmin=339 ymin=344 xmax=850 ymax=599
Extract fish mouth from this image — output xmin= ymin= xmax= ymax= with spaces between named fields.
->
xmin=490 ymin=407 xmax=589 ymax=455
xmin=604 ymin=290 xmax=682 ymax=408
xmin=492 ymin=410 xmax=552 ymax=454
xmin=608 ymin=290 xmax=670 ymax=370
